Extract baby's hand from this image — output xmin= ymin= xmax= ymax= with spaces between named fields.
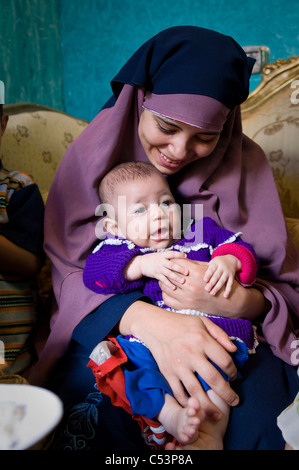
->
xmin=140 ymin=251 xmax=189 ymax=290
xmin=204 ymin=255 xmax=241 ymax=298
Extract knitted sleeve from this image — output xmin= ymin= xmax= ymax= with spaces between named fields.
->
xmin=203 ymin=217 xmax=258 ymax=286
xmin=83 ymin=239 xmax=144 ymax=294
xmin=212 ymin=243 xmax=257 ymax=286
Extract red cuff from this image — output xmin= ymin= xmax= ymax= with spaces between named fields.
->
xmin=211 ymin=243 xmax=257 ymax=286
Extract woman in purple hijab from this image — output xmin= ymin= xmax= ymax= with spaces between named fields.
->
xmin=29 ymin=26 xmax=299 ymax=450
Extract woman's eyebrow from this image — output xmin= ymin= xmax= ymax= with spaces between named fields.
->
xmin=155 ymin=115 xmax=218 ymax=135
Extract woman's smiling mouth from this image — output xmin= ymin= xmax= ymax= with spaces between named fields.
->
xmin=158 ymin=150 xmax=182 ymax=168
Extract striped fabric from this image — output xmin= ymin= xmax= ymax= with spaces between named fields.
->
xmin=0 ymin=166 xmax=33 ymax=223
xmin=0 ymin=275 xmax=37 ymax=373
xmin=0 ymin=164 xmax=37 ymax=374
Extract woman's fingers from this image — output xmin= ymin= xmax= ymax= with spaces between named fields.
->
xmin=192 ymin=355 xmax=239 ymax=407
xmin=168 ymin=371 xmax=223 ymax=419
xmin=201 ymin=316 xmax=237 ymax=355
xmin=165 ymin=357 xmax=238 ymax=420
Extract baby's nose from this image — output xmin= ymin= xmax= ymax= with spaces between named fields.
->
xmin=151 ymin=204 xmax=166 ymax=219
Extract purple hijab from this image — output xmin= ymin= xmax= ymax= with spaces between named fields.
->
xmin=29 ymin=26 xmax=299 ymax=384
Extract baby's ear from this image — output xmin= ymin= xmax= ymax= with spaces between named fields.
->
xmin=103 ymin=217 xmax=120 ymax=237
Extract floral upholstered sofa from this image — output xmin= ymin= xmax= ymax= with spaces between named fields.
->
xmin=1 ymin=104 xmax=89 ymax=203
xmin=241 ymin=55 xmax=299 ymax=248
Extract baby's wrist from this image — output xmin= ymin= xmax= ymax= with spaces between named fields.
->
xmin=228 ymin=254 xmax=242 ymax=271
xmin=137 ymin=255 xmax=146 ymax=277
xmin=124 ymin=255 xmax=143 ymax=281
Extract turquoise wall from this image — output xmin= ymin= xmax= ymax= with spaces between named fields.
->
xmin=0 ymin=0 xmax=63 ymax=110
xmin=1 ymin=0 xmax=299 ymax=121
xmin=59 ymin=0 xmax=299 ymax=120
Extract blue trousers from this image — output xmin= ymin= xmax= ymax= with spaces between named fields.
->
xmin=48 ymin=339 xmax=299 ymax=451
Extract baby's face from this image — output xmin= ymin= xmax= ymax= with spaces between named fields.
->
xmin=113 ymin=172 xmax=181 ymax=249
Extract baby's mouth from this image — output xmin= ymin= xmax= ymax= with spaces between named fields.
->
xmin=151 ymin=227 xmax=169 ymax=240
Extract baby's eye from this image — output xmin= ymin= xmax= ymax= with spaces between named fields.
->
xmin=134 ymin=205 xmax=146 ymax=214
xmin=160 ymin=199 xmax=173 ymax=207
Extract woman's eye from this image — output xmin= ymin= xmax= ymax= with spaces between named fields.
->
xmin=195 ymin=134 xmax=218 ymax=144
xmin=157 ymin=123 xmax=175 ymax=135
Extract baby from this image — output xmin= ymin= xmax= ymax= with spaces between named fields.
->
xmin=84 ymin=161 xmax=258 ymax=450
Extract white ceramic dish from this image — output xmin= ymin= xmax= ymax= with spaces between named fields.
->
xmin=0 ymin=384 xmax=63 ymax=450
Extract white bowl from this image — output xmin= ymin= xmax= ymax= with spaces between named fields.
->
xmin=0 ymin=384 xmax=63 ymax=450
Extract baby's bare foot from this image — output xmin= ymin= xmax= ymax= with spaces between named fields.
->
xmin=159 ymin=394 xmax=203 ymax=447
xmin=177 ymin=396 xmax=202 ymax=445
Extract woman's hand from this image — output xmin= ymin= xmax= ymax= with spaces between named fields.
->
xmin=119 ymin=300 xmax=240 ymax=420
xmin=152 ymin=314 xmax=240 ymax=416
xmin=160 ymin=259 xmax=267 ymax=321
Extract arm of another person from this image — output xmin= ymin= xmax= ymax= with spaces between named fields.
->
xmin=0 ymin=234 xmax=42 ymax=277
xmin=0 ymin=183 xmax=44 ymax=277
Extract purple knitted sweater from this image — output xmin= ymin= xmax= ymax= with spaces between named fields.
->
xmin=83 ymin=217 xmax=258 ymax=350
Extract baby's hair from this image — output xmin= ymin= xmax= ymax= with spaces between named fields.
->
xmin=99 ymin=161 xmax=164 ymax=204
xmin=0 ymin=104 xmax=3 ymax=119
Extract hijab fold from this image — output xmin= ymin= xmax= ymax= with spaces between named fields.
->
xmin=29 ymin=26 xmax=299 ymax=384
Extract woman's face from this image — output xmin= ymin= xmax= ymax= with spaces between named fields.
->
xmin=138 ymin=109 xmax=220 ymax=175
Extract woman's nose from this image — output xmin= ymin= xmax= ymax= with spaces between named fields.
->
xmin=168 ymin=136 xmax=191 ymax=160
